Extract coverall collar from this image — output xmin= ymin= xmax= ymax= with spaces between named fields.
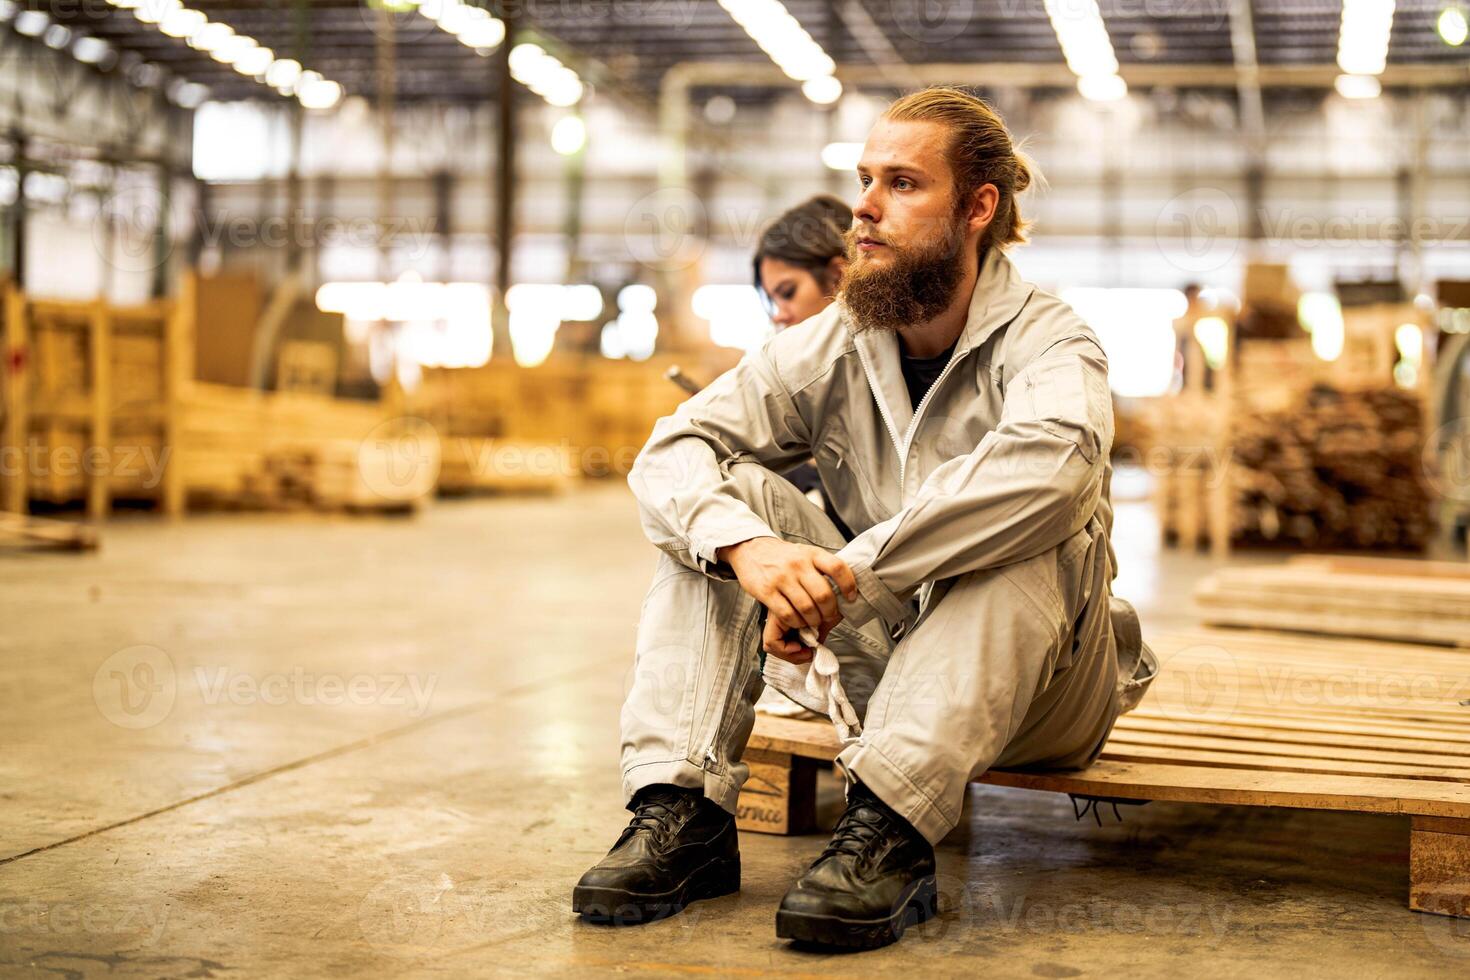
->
xmin=842 ymin=246 xmax=1035 ymax=440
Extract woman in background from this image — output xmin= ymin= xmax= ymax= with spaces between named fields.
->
xmin=753 ymin=193 xmax=850 ymax=330
xmin=749 ymin=195 xmax=882 ymax=717
xmin=751 ymin=194 xmax=852 ymax=538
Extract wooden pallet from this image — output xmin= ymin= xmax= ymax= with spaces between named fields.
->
xmin=1195 ymin=555 xmax=1470 ymax=647
xmin=740 ymin=627 xmax=1470 ymax=918
xmin=0 ymin=512 xmax=98 ymax=551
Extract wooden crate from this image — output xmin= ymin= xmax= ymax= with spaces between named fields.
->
xmin=1 ymin=282 xmax=188 ymax=519
xmin=743 ymin=627 xmax=1470 ymax=918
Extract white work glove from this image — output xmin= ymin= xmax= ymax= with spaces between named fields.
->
xmin=760 ymin=626 xmax=862 ymax=743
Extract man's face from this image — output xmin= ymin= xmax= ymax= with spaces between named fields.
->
xmin=848 ymin=118 xmax=966 ymax=268
xmin=838 ymin=117 xmax=973 ymax=332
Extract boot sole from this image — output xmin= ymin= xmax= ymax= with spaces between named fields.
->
xmin=775 ymin=874 xmax=937 ymax=950
xmin=574 ymin=853 xmax=740 ymax=925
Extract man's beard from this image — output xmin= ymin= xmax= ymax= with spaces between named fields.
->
xmin=837 ymin=213 xmax=969 ymax=333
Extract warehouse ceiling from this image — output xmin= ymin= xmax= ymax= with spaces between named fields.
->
xmin=22 ymin=0 xmax=1470 ymax=107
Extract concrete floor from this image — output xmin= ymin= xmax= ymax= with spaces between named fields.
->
xmin=1 ymin=480 xmax=1464 ymax=977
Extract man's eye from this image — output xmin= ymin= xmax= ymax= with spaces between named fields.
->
xmin=895 ymin=178 xmax=913 ymax=190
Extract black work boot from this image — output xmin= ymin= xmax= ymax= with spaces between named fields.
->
xmin=573 ymin=784 xmax=740 ymax=925
xmin=775 ymin=781 xmax=937 ymax=949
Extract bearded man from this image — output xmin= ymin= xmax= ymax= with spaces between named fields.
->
xmin=574 ymin=86 xmax=1157 ymax=950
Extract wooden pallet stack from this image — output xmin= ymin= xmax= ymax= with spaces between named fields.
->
xmin=410 ymin=356 xmax=688 ymax=483
xmin=2 ymin=277 xmax=434 ymax=519
xmin=1194 ymin=554 xmax=1470 ymax=646
xmin=1 ymin=281 xmax=188 ymax=518
xmin=178 ymin=384 xmax=433 ymax=513
xmin=1230 ymin=384 xmax=1431 ymax=550
xmin=1149 ymin=334 xmax=1432 ymax=554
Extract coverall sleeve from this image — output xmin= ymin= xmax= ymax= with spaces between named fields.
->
xmin=626 ymin=345 xmax=814 ymax=575
xmin=833 ymin=334 xmax=1114 ymax=627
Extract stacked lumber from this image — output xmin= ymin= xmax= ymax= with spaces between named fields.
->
xmin=1231 ymin=384 xmax=1431 ymax=549
xmin=1194 ymin=555 xmax=1470 ymax=646
xmin=177 ymin=383 xmax=432 ymax=512
xmin=410 ymin=356 xmax=687 ymax=479
xmin=437 ymin=437 xmax=573 ymax=495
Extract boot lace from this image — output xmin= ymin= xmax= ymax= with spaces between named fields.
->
xmin=617 ymin=792 xmax=687 ymax=848
xmin=816 ymin=804 xmax=889 ymax=865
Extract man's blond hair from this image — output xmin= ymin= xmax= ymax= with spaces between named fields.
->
xmin=883 ymin=86 xmax=1037 ymax=250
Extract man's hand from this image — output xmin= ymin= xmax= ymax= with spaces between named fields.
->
xmin=716 ymin=537 xmax=858 ymax=662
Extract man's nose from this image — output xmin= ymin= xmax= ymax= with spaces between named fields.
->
xmin=853 ymin=192 xmax=879 ymax=226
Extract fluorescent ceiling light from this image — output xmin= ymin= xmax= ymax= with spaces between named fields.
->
xmin=801 ymin=75 xmax=842 ymax=105
xmin=14 ymin=10 xmax=48 ymax=35
xmin=1337 ymin=0 xmax=1395 ymax=76
xmin=119 ymin=2 xmax=343 ymax=109
xmin=717 ymin=0 xmax=839 ymax=102
xmin=1334 ymin=72 xmax=1382 ymax=98
xmin=1044 ymin=0 xmax=1127 ymax=103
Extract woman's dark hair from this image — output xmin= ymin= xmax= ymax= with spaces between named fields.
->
xmin=752 ymin=194 xmax=851 ymax=314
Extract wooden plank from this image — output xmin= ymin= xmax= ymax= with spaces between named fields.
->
xmin=734 ymin=748 xmax=816 ymax=835
xmin=1097 ymin=741 xmax=1470 ymax=781
xmin=1287 ymin=554 xmax=1470 ymax=580
xmin=162 ymin=274 xmax=191 ymax=518
xmin=1411 ymin=819 xmax=1470 ymax=917
xmin=746 ymin=713 xmax=843 ymax=760
xmin=0 ymin=512 xmax=98 ymax=550
xmin=1115 ymin=714 xmax=1470 ymax=756
xmin=2 ymin=284 xmax=28 ymax=513
xmin=1106 ymin=726 xmax=1470 ymax=770
xmin=87 ymin=298 xmax=111 ymax=521
xmin=980 ymin=762 xmax=1470 ymax=818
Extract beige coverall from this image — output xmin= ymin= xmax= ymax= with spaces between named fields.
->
xmin=620 ymin=248 xmax=1157 ymax=844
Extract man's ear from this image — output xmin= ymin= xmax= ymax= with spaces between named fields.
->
xmin=824 ymin=255 xmax=848 ymax=294
xmin=968 ymin=183 xmax=1000 ymax=240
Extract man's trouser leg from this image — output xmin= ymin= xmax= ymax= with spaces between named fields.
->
xmin=620 ymin=463 xmax=892 ymax=814
xmin=835 ymin=517 xmax=1122 ymax=844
